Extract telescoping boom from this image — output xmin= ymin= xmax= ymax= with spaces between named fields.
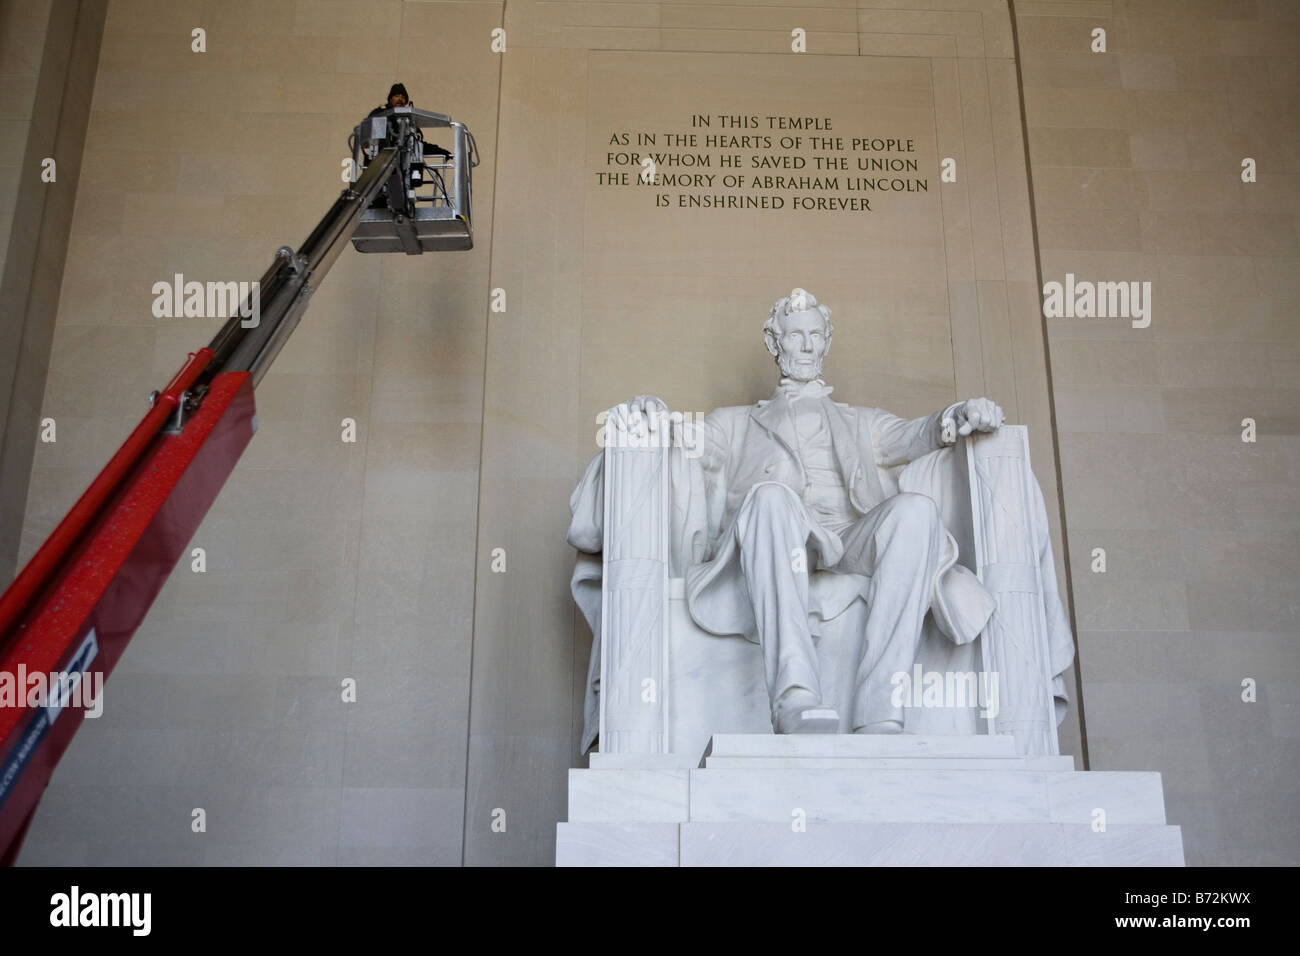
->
xmin=0 ymin=107 xmax=477 ymax=863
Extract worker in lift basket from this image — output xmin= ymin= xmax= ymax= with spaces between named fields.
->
xmin=365 ymin=82 xmax=452 ymax=205
xmin=369 ymin=83 xmax=453 ymax=159
xmin=369 ymin=81 xmax=411 ymax=116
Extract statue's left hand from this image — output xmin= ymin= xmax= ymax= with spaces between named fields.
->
xmin=952 ymin=397 xmax=1005 ymax=436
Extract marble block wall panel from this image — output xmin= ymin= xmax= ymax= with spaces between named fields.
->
xmin=1014 ymin=0 xmax=1300 ymax=865
xmin=0 ymin=0 xmax=105 ymax=582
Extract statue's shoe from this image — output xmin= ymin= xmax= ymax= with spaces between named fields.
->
xmin=781 ymin=707 xmax=841 ymax=734
xmin=773 ymin=688 xmax=838 ymax=734
xmin=853 ymin=719 xmax=903 ymax=735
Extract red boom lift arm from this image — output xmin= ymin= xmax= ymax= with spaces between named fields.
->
xmin=0 ymin=108 xmax=476 ymax=863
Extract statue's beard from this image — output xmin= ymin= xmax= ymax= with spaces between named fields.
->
xmin=777 ymin=350 xmax=825 ymax=382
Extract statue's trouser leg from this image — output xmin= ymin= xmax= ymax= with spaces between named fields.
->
xmin=835 ymin=492 xmax=944 ymax=729
xmin=733 ymin=482 xmax=823 ymax=719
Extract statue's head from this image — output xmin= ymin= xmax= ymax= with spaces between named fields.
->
xmin=764 ymin=288 xmax=834 ymax=382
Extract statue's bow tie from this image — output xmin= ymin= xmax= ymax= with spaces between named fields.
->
xmin=777 ymin=378 xmax=834 ymax=401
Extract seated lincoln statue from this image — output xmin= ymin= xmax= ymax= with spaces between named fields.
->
xmin=568 ymin=289 xmax=1074 ymax=750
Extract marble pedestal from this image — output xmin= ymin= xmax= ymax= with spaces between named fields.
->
xmin=556 ymin=735 xmax=1185 ymax=866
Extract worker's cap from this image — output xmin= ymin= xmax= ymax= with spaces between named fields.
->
xmin=388 ymin=82 xmax=409 ymax=102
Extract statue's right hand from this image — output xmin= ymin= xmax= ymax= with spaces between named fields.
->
xmin=608 ymin=394 xmax=670 ymax=441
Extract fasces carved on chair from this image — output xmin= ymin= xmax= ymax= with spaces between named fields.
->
xmin=567 ymin=289 xmax=1075 ymax=762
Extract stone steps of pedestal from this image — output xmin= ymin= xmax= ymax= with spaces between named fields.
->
xmin=703 ymin=733 xmax=1021 ymax=760
xmin=691 ymin=768 xmax=1168 ymax=824
xmin=702 ymin=755 xmax=1076 ymax=771
xmin=566 ymin=767 xmax=1169 ymax=825
xmin=555 ymin=821 xmax=1186 ymax=867
xmin=588 ymin=734 xmax=1060 ymax=771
